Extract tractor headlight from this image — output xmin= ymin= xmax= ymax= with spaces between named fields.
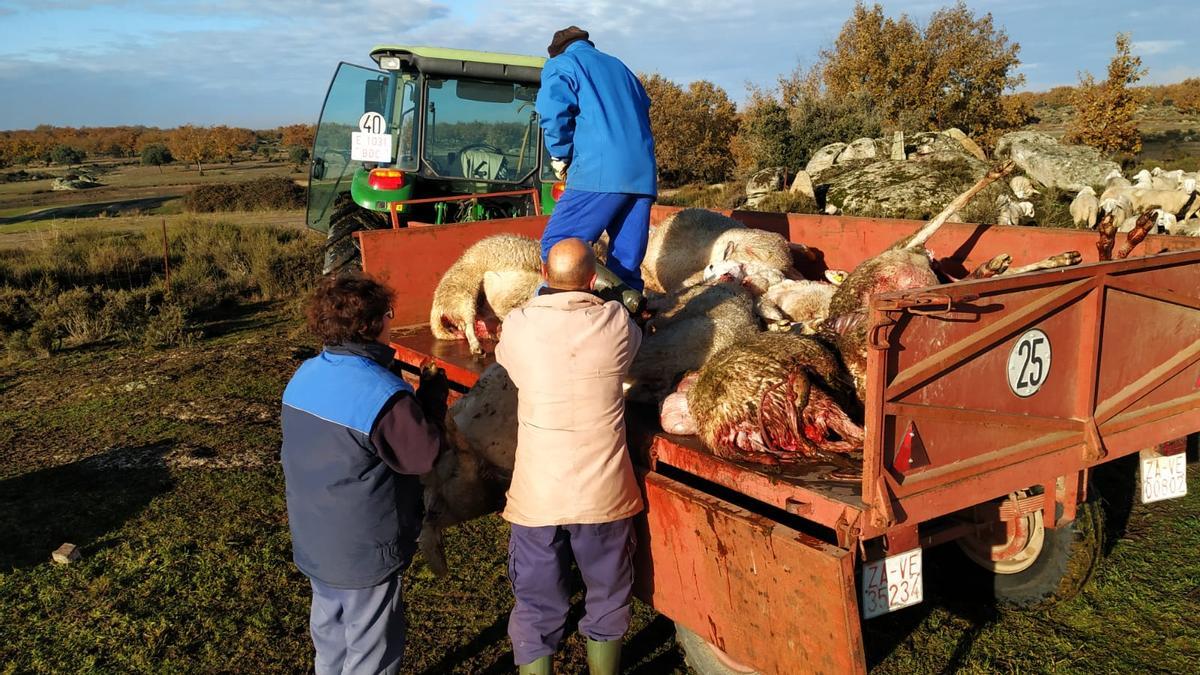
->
xmin=379 ymin=56 xmax=401 ymax=70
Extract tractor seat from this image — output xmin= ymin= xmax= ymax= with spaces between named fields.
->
xmin=461 ymin=148 xmax=508 ymax=180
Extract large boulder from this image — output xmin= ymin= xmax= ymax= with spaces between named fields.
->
xmin=943 ymin=128 xmax=988 ymax=162
xmin=51 ymin=174 xmax=100 ymax=190
xmin=835 ymin=137 xmax=890 ymax=164
xmin=906 ymin=131 xmax=980 ymax=165
xmin=994 ymin=131 xmax=1121 ymax=192
xmin=788 ymin=170 xmax=816 ymax=201
xmin=822 ymin=156 xmax=988 ymax=220
xmin=805 ymin=143 xmax=846 ymax=175
xmin=745 ymin=166 xmax=786 ymax=207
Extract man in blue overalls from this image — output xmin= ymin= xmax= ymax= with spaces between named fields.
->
xmin=537 ymin=26 xmax=657 ymax=300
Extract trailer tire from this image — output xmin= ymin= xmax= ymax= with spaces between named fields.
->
xmin=959 ymin=495 xmax=1105 ymax=611
xmin=323 ymin=192 xmax=390 ymax=275
xmin=675 ymin=623 xmax=761 ymax=675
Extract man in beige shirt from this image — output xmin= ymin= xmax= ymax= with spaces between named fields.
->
xmin=495 ymin=238 xmax=643 ymax=675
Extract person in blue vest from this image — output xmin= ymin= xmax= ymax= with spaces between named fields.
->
xmin=537 ymin=26 xmax=657 ymax=296
xmin=281 ymin=273 xmax=443 ymax=675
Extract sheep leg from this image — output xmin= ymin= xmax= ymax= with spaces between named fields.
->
xmin=898 ymin=160 xmax=1016 ymax=252
xmin=967 ymin=253 xmax=1013 ymax=279
xmin=1003 ymin=251 xmax=1083 ymax=275
xmin=755 ymin=296 xmax=792 ymax=331
xmin=1116 ymin=212 xmax=1155 ymax=260
xmin=800 ymin=386 xmax=865 ymax=454
xmin=1096 ymin=212 xmax=1118 ymax=261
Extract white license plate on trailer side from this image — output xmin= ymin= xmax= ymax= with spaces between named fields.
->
xmin=1140 ymin=452 xmax=1188 ymax=504
xmin=861 ymin=548 xmax=923 ymax=619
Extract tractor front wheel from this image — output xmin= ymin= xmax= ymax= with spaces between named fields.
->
xmin=323 ymin=192 xmax=390 ymax=275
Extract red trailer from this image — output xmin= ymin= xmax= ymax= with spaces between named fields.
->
xmin=357 ymin=206 xmax=1200 ymax=674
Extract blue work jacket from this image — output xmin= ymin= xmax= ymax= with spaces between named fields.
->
xmin=536 ymin=41 xmax=657 ymax=196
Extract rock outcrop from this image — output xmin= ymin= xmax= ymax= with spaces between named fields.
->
xmin=994 ymin=131 xmax=1120 ymax=192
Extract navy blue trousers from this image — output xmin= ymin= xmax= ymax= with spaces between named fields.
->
xmin=507 ymin=518 xmax=637 ymax=665
xmin=541 ymin=189 xmax=653 ymax=291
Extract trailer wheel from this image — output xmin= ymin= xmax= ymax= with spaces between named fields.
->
xmin=323 ymin=192 xmax=390 ymax=275
xmin=675 ymin=623 xmax=760 ymax=675
xmin=957 ymin=489 xmax=1104 ymax=610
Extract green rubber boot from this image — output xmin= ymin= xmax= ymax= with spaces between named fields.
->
xmin=593 ymin=263 xmax=645 ymax=316
xmin=586 ymin=638 xmax=622 ymax=675
xmin=517 ymin=654 xmax=551 ymax=675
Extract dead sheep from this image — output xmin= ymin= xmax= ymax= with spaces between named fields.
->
xmin=430 ymin=234 xmax=542 ymax=355
xmin=641 ymin=208 xmax=794 ymax=293
xmin=419 ymin=363 xmax=518 ymax=575
xmin=1070 ymin=186 xmax=1099 ymax=228
xmin=687 ymin=332 xmax=864 ymax=464
xmin=627 ymin=281 xmax=760 ymax=403
xmin=756 ymin=279 xmax=839 ymax=334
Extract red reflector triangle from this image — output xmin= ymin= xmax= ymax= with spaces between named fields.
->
xmin=893 ymin=422 xmax=929 ymax=475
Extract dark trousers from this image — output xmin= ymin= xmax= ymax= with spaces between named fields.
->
xmin=309 ymin=575 xmax=406 ymax=675
xmin=507 ymin=517 xmax=636 ymax=665
xmin=541 ymin=189 xmax=653 ymax=292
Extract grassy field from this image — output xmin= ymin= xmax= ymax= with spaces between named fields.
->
xmin=0 ymin=159 xmax=305 ymax=225
xmin=0 ymin=292 xmax=1197 ymax=673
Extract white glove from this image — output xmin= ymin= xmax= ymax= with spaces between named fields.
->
xmin=551 ymin=157 xmax=569 ymax=181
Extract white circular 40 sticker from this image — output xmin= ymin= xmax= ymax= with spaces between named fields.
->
xmin=1007 ymin=328 xmax=1051 ymax=397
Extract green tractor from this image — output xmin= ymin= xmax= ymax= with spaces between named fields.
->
xmin=306 ymin=46 xmax=565 ymax=274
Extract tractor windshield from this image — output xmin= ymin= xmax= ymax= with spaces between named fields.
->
xmin=421 ymin=77 xmax=540 ymax=183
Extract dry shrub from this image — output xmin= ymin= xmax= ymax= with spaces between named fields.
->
xmin=184 ymin=177 xmax=306 ymax=213
xmin=744 ymin=191 xmax=819 ymax=214
xmin=142 ymin=302 xmax=197 ymax=348
xmin=657 ymin=183 xmax=746 ymax=210
xmin=41 ymin=287 xmax=108 ymax=343
xmin=0 ymin=287 xmax=36 ymax=332
xmin=0 ymin=221 xmax=320 ymax=355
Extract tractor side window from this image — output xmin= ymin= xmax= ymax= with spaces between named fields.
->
xmin=393 ymin=78 xmax=418 ymax=171
xmin=421 ymin=77 xmax=540 ymax=183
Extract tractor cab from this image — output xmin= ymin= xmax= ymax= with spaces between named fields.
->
xmin=306 ymin=45 xmax=563 ymax=273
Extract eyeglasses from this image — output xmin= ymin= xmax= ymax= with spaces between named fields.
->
xmin=385 ymin=307 xmax=394 ymax=319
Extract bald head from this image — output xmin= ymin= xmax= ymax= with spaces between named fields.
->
xmin=544 ymin=238 xmax=596 ymax=291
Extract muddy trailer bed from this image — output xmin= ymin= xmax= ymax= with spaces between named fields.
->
xmin=362 ymin=206 xmax=1200 ymax=673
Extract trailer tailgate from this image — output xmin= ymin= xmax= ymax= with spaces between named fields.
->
xmin=860 ymin=249 xmax=1200 ymax=532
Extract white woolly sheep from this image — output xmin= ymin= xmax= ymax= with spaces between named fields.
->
xmin=430 ymin=234 xmax=542 ymax=354
xmin=641 ymin=208 xmax=794 ymax=293
xmin=1070 ymin=186 xmax=1099 ymax=228
xmin=755 ymin=279 xmax=839 ymax=334
xmin=1010 ymin=175 xmax=1040 ymax=199
xmin=996 ymin=195 xmax=1035 ymax=226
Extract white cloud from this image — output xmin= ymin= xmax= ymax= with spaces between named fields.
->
xmin=1132 ymin=40 xmax=1184 ymax=56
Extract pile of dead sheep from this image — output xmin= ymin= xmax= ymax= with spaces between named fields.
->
xmin=412 ymin=163 xmax=1138 ymax=574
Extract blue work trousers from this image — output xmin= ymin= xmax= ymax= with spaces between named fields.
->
xmin=309 ymin=575 xmax=406 ymax=675
xmin=507 ymin=517 xmax=637 ymax=665
xmin=541 ymin=189 xmax=653 ymax=291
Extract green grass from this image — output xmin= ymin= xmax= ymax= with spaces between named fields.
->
xmin=1 ymin=297 xmax=1196 ymax=673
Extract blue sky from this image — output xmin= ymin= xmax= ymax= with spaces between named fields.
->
xmin=0 ymin=0 xmax=1197 ymax=130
